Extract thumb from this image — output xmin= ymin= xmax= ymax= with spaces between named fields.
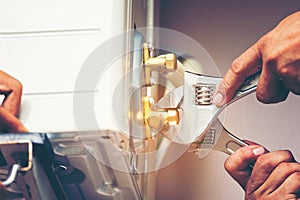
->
xmin=224 ymin=145 xmax=266 ymax=189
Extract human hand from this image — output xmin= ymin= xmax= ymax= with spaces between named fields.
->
xmin=0 ymin=70 xmax=23 ymax=117
xmin=224 ymin=144 xmax=300 ymax=200
xmin=0 ymin=70 xmax=27 ymax=132
xmin=213 ymin=11 xmax=300 ymax=106
xmin=0 ymin=107 xmax=27 ymax=132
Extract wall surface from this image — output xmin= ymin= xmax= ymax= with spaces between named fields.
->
xmin=156 ymin=1 xmax=300 ymax=199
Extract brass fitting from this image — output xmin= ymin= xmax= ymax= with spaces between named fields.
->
xmin=165 ymin=54 xmax=177 ymax=71
xmin=142 ymin=43 xmax=177 ymax=86
xmin=147 ymin=108 xmax=181 ymax=131
xmin=145 ymin=54 xmax=177 ymax=73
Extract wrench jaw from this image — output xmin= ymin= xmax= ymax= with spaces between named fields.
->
xmin=178 ymin=70 xmax=260 ymax=145
xmin=178 ymin=103 xmax=214 ymax=144
xmin=147 ymin=86 xmax=183 ymax=142
xmin=147 ymin=71 xmax=224 ymax=144
xmin=178 ymin=71 xmax=222 ymax=144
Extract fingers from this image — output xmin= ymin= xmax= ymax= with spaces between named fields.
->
xmin=226 ymin=146 xmax=300 ymax=200
xmin=0 ymin=70 xmax=26 ymax=133
xmin=246 ymin=150 xmax=295 ymax=195
xmin=213 ymin=43 xmax=262 ymax=106
xmin=242 ymin=150 xmax=300 ymax=200
xmin=275 ymin=170 xmax=300 ymax=199
xmin=259 ymin=162 xmax=300 ymax=196
xmin=278 ymin=63 xmax=300 ymax=95
xmin=224 ymin=145 xmax=266 ymax=189
xmin=214 ymin=11 xmax=300 ymax=106
xmin=256 ymin=62 xmax=289 ymax=103
xmin=0 ymin=70 xmax=23 ymax=117
xmin=1 ymin=85 xmax=22 ymax=117
xmin=0 ymin=107 xmax=27 ymax=133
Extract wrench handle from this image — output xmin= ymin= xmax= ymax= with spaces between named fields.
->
xmin=214 ymin=126 xmax=248 ymax=155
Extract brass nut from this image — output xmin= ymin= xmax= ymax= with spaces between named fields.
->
xmin=166 ymin=109 xmax=179 ymax=125
xmin=165 ymin=54 xmax=177 ymax=71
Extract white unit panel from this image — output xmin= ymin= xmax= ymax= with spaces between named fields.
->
xmin=20 ymin=93 xmax=77 ymax=132
xmin=0 ymin=0 xmax=115 ymax=33
xmin=0 ymin=34 xmax=103 ymax=94
xmin=0 ymin=0 xmax=128 ymax=132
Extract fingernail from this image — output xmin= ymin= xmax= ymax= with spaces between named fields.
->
xmin=252 ymin=147 xmax=265 ymax=156
xmin=213 ymin=92 xmax=224 ymax=106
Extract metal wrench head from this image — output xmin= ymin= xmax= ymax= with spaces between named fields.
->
xmin=177 ymin=71 xmax=223 ymax=144
xmin=178 ymin=70 xmax=260 ymax=144
xmin=151 ymin=71 xmax=223 ymax=144
xmin=151 ymin=70 xmax=259 ymax=144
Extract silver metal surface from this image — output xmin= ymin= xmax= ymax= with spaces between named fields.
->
xmin=49 ymin=130 xmax=143 ymax=200
xmin=179 ymin=70 xmax=260 ymax=144
xmin=151 ymin=70 xmax=260 ymax=146
xmin=189 ymin=119 xmax=248 ymax=158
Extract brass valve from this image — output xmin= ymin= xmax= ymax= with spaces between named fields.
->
xmin=142 ymin=43 xmax=177 ymax=86
xmin=140 ymin=43 xmax=179 ymax=139
xmin=147 ymin=108 xmax=181 ymax=131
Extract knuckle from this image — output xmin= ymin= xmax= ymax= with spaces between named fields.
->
xmin=270 ymin=150 xmax=294 ymax=163
xmin=290 ymin=171 xmax=300 ymax=181
xmin=258 ymin=37 xmax=278 ymax=70
xmin=224 ymin=154 xmax=240 ymax=172
xmin=220 ymin=74 xmax=237 ymax=101
xmin=277 ymin=66 xmax=289 ymax=76
xmin=258 ymin=31 xmax=274 ymax=49
xmin=277 ymin=65 xmax=297 ymax=81
xmin=255 ymin=150 xmax=294 ymax=169
xmin=223 ymin=61 xmax=245 ymax=91
xmin=280 ymin=150 xmax=294 ymax=161
xmin=258 ymin=33 xmax=268 ymax=45
xmin=224 ymin=147 xmax=251 ymax=172
xmin=277 ymin=162 xmax=293 ymax=172
xmin=255 ymin=155 xmax=272 ymax=168
xmin=231 ymin=58 xmax=245 ymax=76
xmin=13 ymin=79 xmax=23 ymax=91
xmin=278 ymin=68 xmax=300 ymax=95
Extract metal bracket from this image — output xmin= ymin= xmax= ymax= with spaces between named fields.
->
xmin=0 ymin=139 xmax=33 ymax=171
xmin=0 ymin=139 xmax=33 ymax=187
